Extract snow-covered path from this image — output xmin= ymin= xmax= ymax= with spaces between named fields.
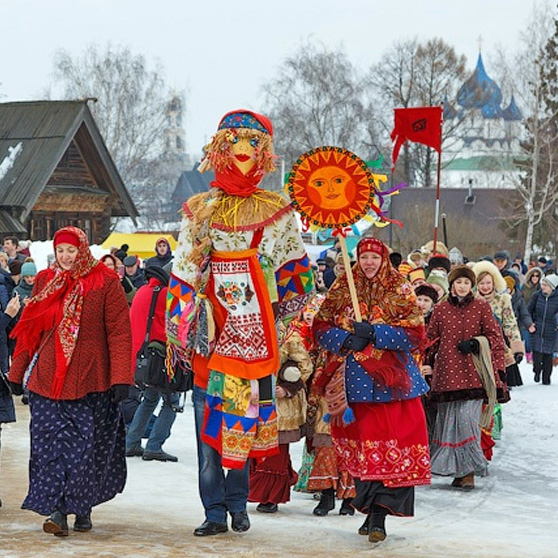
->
xmin=1 ymin=362 xmax=557 ymax=558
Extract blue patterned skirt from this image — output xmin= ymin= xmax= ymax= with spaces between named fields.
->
xmin=23 ymin=391 xmax=127 ymax=516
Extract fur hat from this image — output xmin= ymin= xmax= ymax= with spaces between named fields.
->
xmin=472 ymin=260 xmax=507 ymax=293
xmin=448 ymin=264 xmax=476 ymax=287
xmin=421 ymin=240 xmax=449 ymax=258
xmin=426 ymin=270 xmax=449 ymax=295
xmin=428 ymin=253 xmax=451 ymax=274
xmin=414 ymin=284 xmax=439 ymax=304
xmin=542 ymin=273 xmax=558 ymax=291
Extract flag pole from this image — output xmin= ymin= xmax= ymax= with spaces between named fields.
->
xmin=432 ymin=149 xmax=442 ymax=254
xmin=432 ymin=105 xmax=444 ymax=254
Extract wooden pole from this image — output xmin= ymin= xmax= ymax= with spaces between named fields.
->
xmin=338 ymin=235 xmax=362 ymax=322
xmin=432 ymin=147 xmax=442 ymax=254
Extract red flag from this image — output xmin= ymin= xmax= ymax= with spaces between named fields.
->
xmin=390 ymin=106 xmax=443 ymax=169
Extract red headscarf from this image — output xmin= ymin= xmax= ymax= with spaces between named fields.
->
xmin=314 ymin=237 xmax=424 ymax=390
xmin=12 ymin=227 xmax=106 ymax=397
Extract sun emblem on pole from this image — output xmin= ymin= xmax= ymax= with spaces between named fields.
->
xmin=287 ymin=146 xmax=377 ymax=229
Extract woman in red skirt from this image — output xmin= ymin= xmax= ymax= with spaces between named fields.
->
xmin=313 ymin=237 xmax=431 ymax=543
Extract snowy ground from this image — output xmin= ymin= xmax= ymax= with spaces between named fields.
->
xmin=1 ymin=361 xmax=557 ymax=558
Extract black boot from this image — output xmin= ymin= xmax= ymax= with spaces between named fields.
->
xmin=339 ymin=498 xmax=354 ymax=516
xmin=43 ymin=509 xmax=69 ymax=537
xmin=358 ymin=514 xmax=371 ymax=535
xmin=368 ymin=505 xmax=387 ymax=543
xmin=312 ymin=487 xmax=335 ymax=516
xmin=74 ymin=512 xmax=93 ymax=532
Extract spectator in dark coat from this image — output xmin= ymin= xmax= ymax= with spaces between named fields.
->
xmin=145 ymin=238 xmax=173 ymax=269
xmin=125 ymin=265 xmax=179 ymax=462
xmin=503 ymin=273 xmax=534 ymax=387
xmin=121 ymin=255 xmax=147 ymax=304
xmin=528 ymin=273 xmax=558 ymax=385
xmin=0 ymin=295 xmax=20 ymax=508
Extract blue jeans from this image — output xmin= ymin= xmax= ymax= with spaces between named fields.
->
xmin=126 ymin=387 xmax=178 ymax=452
xmin=193 ymin=384 xmax=249 ymax=524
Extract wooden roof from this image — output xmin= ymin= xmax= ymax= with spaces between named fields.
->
xmin=0 ymin=100 xmax=138 ymax=222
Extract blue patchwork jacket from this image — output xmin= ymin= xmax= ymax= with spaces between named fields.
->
xmin=317 ymin=323 xmax=429 ymax=403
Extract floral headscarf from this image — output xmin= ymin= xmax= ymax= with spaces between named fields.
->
xmin=314 ymin=237 xmax=424 ymax=391
xmin=316 ymin=237 xmax=423 ymax=331
xmin=12 ymin=227 xmax=100 ymax=397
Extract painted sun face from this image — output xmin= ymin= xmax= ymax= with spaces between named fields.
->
xmin=309 ymin=166 xmax=351 ymax=209
xmin=230 ymin=136 xmax=257 ymax=175
xmin=288 ymin=147 xmax=376 ymax=229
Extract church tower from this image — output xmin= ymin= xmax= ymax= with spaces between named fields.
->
xmin=443 ymin=54 xmax=523 ymax=189
xmin=164 ymin=93 xmax=186 ymax=162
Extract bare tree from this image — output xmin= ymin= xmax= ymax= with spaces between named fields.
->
xmin=371 ymin=38 xmax=467 ymax=187
xmin=262 ymin=42 xmax=381 ymax=176
xmin=51 ymin=44 xmax=183 ymax=230
xmin=494 ymin=2 xmax=558 ymax=262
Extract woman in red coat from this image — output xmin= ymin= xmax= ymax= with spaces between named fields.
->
xmin=427 ymin=265 xmax=505 ymax=490
xmin=9 ymin=227 xmax=132 ymax=537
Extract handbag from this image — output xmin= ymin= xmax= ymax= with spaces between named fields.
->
xmin=134 ymin=287 xmax=192 ymax=393
xmin=134 ymin=286 xmax=163 ymax=389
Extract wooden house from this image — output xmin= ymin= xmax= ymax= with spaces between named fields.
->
xmin=0 ymin=100 xmax=138 ymax=244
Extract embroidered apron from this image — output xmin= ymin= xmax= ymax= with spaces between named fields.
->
xmin=202 ymin=229 xmax=279 ymax=468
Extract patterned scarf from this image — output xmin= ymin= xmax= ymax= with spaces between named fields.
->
xmin=12 ymin=227 xmax=100 ymax=397
xmin=314 ymin=238 xmax=425 ymax=390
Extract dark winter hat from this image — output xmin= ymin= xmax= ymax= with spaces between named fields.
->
xmin=414 ymin=284 xmax=439 ymax=304
xmin=21 ymin=261 xmax=37 ymax=277
xmin=114 ymin=249 xmax=127 ymax=262
xmin=428 ymin=253 xmax=451 ymax=274
xmin=8 ymin=260 xmax=22 ymax=275
xmin=538 ymin=256 xmax=548 ymax=264
xmin=145 ymin=264 xmax=170 ymax=286
xmin=123 ymin=255 xmax=138 ymax=266
xmin=493 ymin=250 xmax=510 ymax=261
xmin=542 ymin=273 xmax=558 ymax=290
xmin=448 ymin=264 xmax=476 ymax=287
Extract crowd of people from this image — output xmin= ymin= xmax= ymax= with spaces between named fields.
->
xmin=0 ymin=110 xmax=557 ymax=547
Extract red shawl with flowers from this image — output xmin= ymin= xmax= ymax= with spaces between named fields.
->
xmin=314 ymin=239 xmax=425 ymax=390
xmin=11 ymin=226 xmax=107 ymax=398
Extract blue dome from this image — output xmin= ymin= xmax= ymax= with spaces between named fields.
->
xmin=457 ymin=54 xmax=503 ymax=113
xmin=502 ymin=95 xmax=523 ymax=121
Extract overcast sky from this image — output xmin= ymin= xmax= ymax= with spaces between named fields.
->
xmin=0 ymin=0 xmax=544 ymax=155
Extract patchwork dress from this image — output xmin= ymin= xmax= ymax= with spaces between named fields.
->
xmin=167 ymin=189 xmax=313 ymax=468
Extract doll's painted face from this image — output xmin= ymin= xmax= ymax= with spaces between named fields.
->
xmin=309 ymin=166 xmax=351 ymax=209
xmin=230 ymin=135 xmax=258 ymax=175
